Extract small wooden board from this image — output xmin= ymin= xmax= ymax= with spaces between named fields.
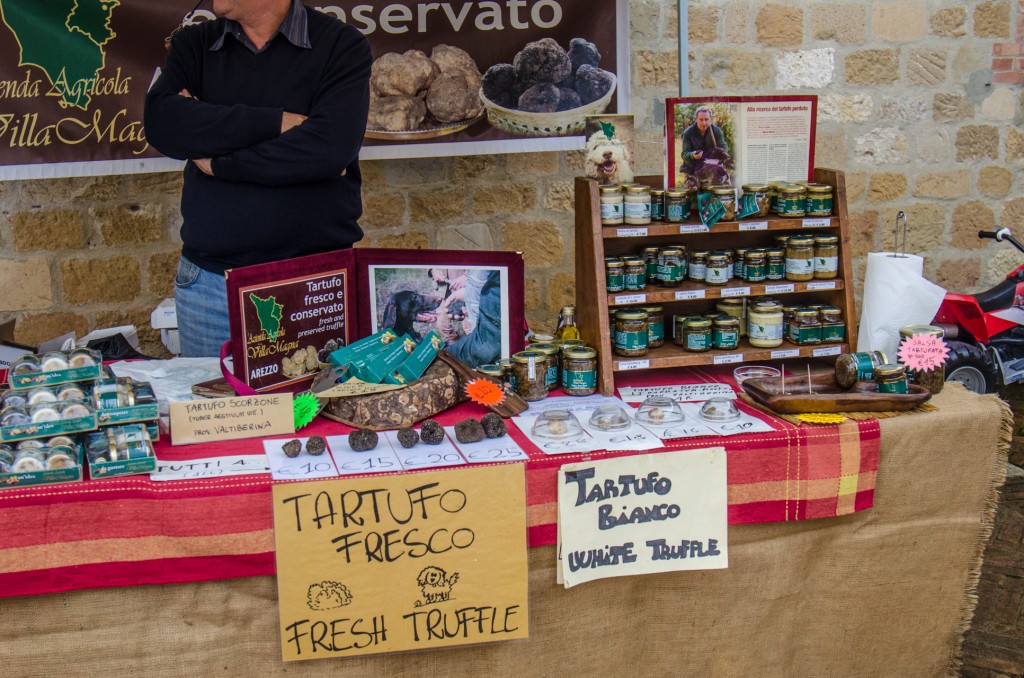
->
xmin=741 ymin=373 xmax=931 ymax=414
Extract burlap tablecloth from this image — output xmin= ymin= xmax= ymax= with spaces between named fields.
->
xmin=0 ymin=383 xmax=1008 ymax=677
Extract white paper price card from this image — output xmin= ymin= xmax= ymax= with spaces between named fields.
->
xmin=617 ymin=228 xmax=648 ymax=238
xmin=676 ymin=289 xmax=706 ymax=300
xmin=639 ymin=419 xmax=717 ymax=440
xmin=617 ymin=359 xmax=650 ymax=371
xmin=721 ymin=287 xmax=750 ymax=298
xmin=771 ymin=349 xmax=800 ymax=359
xmin=391 ymin=428 xmax=466 ymax=470
xmin=615 ymin=293 xmax=646 ymax=305
xmin=765 ymin=284 xmax=795 ymax=294
xmin=326 ymin=434 xmax=402 ymax=476
xmin=739 ymin=221 xmax=768 ymax=231
xmin=457 ymin=437 xmax=530 ymax=463
xmin=680 ymin=224 xmax=710 ymax=233
xmin=807 ymin=281 xmax=837 ymax=291
xmin=265 ymin=437 xmax=340 ymax=480
xmin=619 ymin=383 xmax=735 ymax=404
xmin=813 ymin=345 xmax=843 ymax=357
xmin=713 ymin=353 xmax=744 ymax=365
xmin=803 ymin=218 xmax=831 ymax=228
xmin=678 ymin=403 xmax=776 ymax=436
xmin=151 ymin=454 xmax=270 ymax=482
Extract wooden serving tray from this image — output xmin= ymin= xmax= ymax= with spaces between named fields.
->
xmin=741 ymin=373 xmax=931 ymax=414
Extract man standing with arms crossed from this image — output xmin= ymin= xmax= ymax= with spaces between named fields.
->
xmin=145 ymin=0 xmax=371 ymax=357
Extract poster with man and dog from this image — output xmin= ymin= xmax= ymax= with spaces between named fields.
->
xmin=665 ymin=96 xmax=817 ymax=191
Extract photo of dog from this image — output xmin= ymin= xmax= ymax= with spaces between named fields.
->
xmin=584 ymin=114 xmax=635 ymax=185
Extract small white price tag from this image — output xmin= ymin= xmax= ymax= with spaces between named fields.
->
xmin=713 ymin=353 xmax=744 ymax=365
xmin=771 ymin=349 xmax=800 ymax=359
xmin=615 ymin=293 xmax=647 ymax=305
xmin=806 ymin=281 xmax=837 ymax=290
xmin=739 ymin=221 xmax=769 ymax=231
xmin=721 ymin=287 xmax=750 ymax=297
xmin=617 ymin=228 xmax=648 ymax=238
xmin=617 ymin=359 xmax=650 ymax=371
xmin=676 ymin=289 xmax=706 ymax=300
xmin=765 ymin=284 xmax=795 ymax=294
xmin=680 ymin=224 xmax=710 ymax=233
xmin=813 ymin=346 xmax=843 ymax=357
xmin=803 ymin=218 xmax=831 ymax=228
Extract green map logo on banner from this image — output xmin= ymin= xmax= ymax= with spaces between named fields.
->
xmin=0 ymin=0 xmax=121 ymax=110
xmin=249 ymin=293 xmax=284 ymax=342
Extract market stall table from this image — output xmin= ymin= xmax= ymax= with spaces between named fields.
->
xmin=0 ymin=379 xmax=1009 ymax=676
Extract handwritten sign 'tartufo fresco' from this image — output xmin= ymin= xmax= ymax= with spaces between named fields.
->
xmin=272 ymin=464 xmax=529 ymax=661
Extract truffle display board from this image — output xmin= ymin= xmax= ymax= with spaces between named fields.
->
xmin=574 ymin=169 xmax=857 ymax=395
xmin=272 ymin=464 xmax=529 ymax=661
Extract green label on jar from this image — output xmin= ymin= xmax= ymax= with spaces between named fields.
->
xmin=563 ymin=369 xmax=597 ymax=389
xmin=745 ymin=263 xmax=765 ymax=281
xmin=606 ymin=272 xmax=624 ymax=291
xmin=546 ymin=365 xmax=558 ymax=388
xmin=733 ymin=261 xmax=745 ymax=278
xmin=656 ymin=264 xmax=682 ymax=282
xmin=779 ymin=197 xmax=805 ymax=216
xmin=623 ymin=272 xmax=646 ymax=289
xmin=766 ymin=262 xmax=785 ymax=279
xmin=878 ymin=379 xmax=909 ymax=395
xmin=616 ymin=330 xmax=647 ymax=351
xmin=646 ymin=261 xmax=659 ymax=278
xmin=705 ymin=265 xmax=729 ymax=284
xmin=651 ymin=201 xmax=664 ymax=220
xmin=852 ymin=353 xmax=875 ymax=381
xmin=666 ymin=203 xmax=688 ymax=221
xmin=788 ymin=324 xmax=822 ymax=345
xmin=686 ymin=332 xmax=710 ymax=351
xmin=821 ymin=323 xmax=846 ymax=342
xmin=713 ymin=330 xmax=739 ymax=349
xmin=806 ymin=196 xmax=833 ymax=215
xmin=648 ymin=320 xmax=665 ymax=342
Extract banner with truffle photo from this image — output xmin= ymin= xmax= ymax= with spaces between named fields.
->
xmin=352 ymin=0 xmax=631 ymax=159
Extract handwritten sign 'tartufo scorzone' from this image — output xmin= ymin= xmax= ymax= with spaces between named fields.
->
xmin=272 ymin=464 xmax=529 ymax=661
xmin=557 ymin=448 xmax=728 ymax=588
xmin=169 ymin=394 xmax=294 ymax=445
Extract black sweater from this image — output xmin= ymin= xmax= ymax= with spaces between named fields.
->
xmin=144 ymin=7 xmax=371 ymax=274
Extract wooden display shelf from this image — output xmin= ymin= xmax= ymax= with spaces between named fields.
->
xmin=607 ymin=278 xmax=844 ymax=307
xmin=574 ymin=168 xmax=858 ymax=395
xmin=610 ymin=340 xmax=849 ymax=373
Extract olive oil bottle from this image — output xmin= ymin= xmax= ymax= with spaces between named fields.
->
xmin=554 ymin=305 xmax=580 ymax=341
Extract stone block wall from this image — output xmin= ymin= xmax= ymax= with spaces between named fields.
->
xmin=0 ymin=0 xmax=1020 ymax=356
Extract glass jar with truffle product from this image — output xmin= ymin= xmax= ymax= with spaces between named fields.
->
xmin=643 ymin=306 xmax=665 ymax=348
xmin=777 ymin=184 xmax=807 ymax=218
xmin=512 ymin=351 xmax=549 ymax=402
xmin=748 ymin=301 xmax=784 ymax=348
xmin=475 ymin=364 xmax=505 ymax=382
xmin=766 ymin=248 xmax=786 ymax=281
xmin=742 ymin=183 xmax=772 ymax=218
xmin=642 ymin=246 xmax=661 ymax=281
xmin=712 ymin=316 xmax=740 ymax=350
xmin=705 ymin=253 xmax=731 ymax=286
xmin=744 ymin=250 xmax=767 ymax=282
xmin=874 ymin=363 xmax=909 ymax=395
xmin=688 ymin=250 xmax=709 ymax=283
xmin=672 ymin=314 xmax=692 ymax=346
xmin=657 ymin=247 xmax=686 ymax=287
xmin=835 ymin=351 xmax=889 ymax=388
xmin=819 ymin=306 xmax=846 ymax=342
xmin=781 ymin=304 xmax=799 ymax=338
xmin=599 ymin=185 xmax=624 ymax=225
xmin=606 ymin=260 xmax=625 ymax=292
xmin=614 ymin=309 xmax=649 ymax=357
xmin=717 ymin=298 xmax=746 ymax=337
xmin=732 ymin=247 xmax=749 ymax=279
xmin=788 ymin=308 xmax=822 ymax=345
xmin=813 ymin=235 xmax=840 ymax=279
xmin=561 ymin=346 xmax=598 ymax=396
xmin=805 ymin=183 xmax=834 ymax=217
xmin=664 ymin=189 xmax=689 ymax=223
xmin=649 ymin=189 xmax=665 ymax=221
xmin=623 ymin=257 xmax=647 ymax=291
xmin=683 ymin=317 xmax=713 ymax=352
xmin=898 ymin=324 xmax=947 ymax=394
xmin=623 ymin=185 xmax=652 ymax=225
xmin=711 ymin=186 xmax=738 ymax=221
xmin=785 ymin=236 xmax=815 ymax=281
xmin=528 ymin=343 xmax=561 ymax=391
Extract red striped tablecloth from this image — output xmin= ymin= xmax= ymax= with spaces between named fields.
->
xmin=0 ymin=366 xmax=879 ymax=598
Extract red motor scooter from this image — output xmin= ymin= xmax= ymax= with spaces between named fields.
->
xmin=932 ymin=227 xmax=1024 ymax=394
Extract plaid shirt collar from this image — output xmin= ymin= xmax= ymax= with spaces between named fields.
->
xmin=210 ymin=0 xmax=311 ymax=53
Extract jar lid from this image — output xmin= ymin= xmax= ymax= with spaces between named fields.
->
xmin=708 ymin=254 xmax=729 ymax=263
xmin=476 ymin=364 xmax=504 ymax=377
xmin=745 ymin=251 xmax=766 ymax=260
xmin=742 ymin=183 xmax=770 ymax=192
xmin=733 ymin=247 xmax=749 ymax=255
xmin=753 ymin=301 xmax=782 ymax=312
xmin=665 ymin=189 xmax=687 ymax=198
xmin=624 ymin=257 xmax=645 ymax=265
xmin=713 ymin=316 xmax=739 ymax=328
xmin=766 ymin=248 xmax=784 ymax=256
xmin=563 ymin=346 xmax=598 ymax=359
xmin=650 ymin=189 xmax=665 ymax=196
xmin=814 ymin=235 xmax=839 ymax=244
xmin=599 ymin=185 xmax=623 ymax=194
xmin=806 ymin=183 xmax=833 ymax=193
xmin=685 ymin=317 xmax=712 ymax=328
xmin=615 ymin=309 xmax=648 ymax=321
xmin=788 ymin=238 xmax=814 ymax=247
xmin=643 ymin=246 xmax=661 ymax=254
xmin=625 ymin=184 xmax=650 ymax=194
xmin=717 ymin=298 xmax=743 ymax=307
xmin=875 ymin=363 xmax=906 ymax=377
xmin=819 ymin=305 xmax=841 ymax=313
xmin=782 ymin=305 xmax=799 ymax=313
xmin=660 ymin=247 xmax=682 ymax=256
xmin=641 ymin=306 xmax=664 ymax=314
xmin=607 ymin=260 xmax=624 ymax=269
xmin=898 ymin=324 xmax=944 ymax=338
xmin=794 ymin=308 xmax=819 ymax=319
xmin=690 ymin=249 xmax=709 ymax=257
xmin=559 ymin=339 xmax=585 ymax=349
xmin=711 ymin=186 xmax=736 ymax=196
xmin=780 ymin=185 xmax=806 ymax=195
xmin=529 ymin=343 xmax=560 ymax=357
xmin=513 ymin=350 xmax=544 ymax=364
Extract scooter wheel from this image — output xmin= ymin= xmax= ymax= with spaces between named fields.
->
xmin=944 ymin=341 xmax=997 ymax=394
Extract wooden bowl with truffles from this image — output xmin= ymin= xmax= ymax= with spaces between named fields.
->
xmin=365 ymin=45 xmax=486 ymax=140
xmin=479 ymin=37 xmax=617 ymax=137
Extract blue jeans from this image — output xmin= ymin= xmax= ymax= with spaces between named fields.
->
xmin=174 ymin=255 xmax=231 ymax=358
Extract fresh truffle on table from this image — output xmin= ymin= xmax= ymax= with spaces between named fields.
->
xmin=347 ymin=429 xmax=378 ymax=453
xmin=306 ymin=435 xmax=327 ymax=455
xmin=420 ymin=419 xmax=446 ymax=445
xmin=518 ymin=83 xmax=561 ymax=113
xmin=575 ymin=64 xmax=615 ymax=104
xmin=480 ymin=413 xmax=507 ymax=438
xmin=282 ymin=439 xmax=302 ymax=458
xmin=567 ymin=38 xmax=601 ymax=73
xmin=454 ymin=418 xmax=486 ymax=444
xmin=397 ymin=427 xmax=419 ymax=449
xmin=513 ymin=38 xmax=571 ymax=88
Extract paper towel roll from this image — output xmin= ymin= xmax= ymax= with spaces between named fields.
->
xmin=856 ymin=252 xmax=947 ymax=360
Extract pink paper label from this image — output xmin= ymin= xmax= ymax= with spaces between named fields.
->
xmin=898 ymin=334 xmax=950 ymax=372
